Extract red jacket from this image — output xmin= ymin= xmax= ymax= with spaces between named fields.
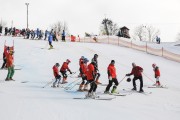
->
xmin=79 ymin=58 xmax=84 ymax=66
xmin=154 ymin=66 xmax=160 ymax=77
xmin=53 ymin=65 xmax=59 ymax=77
xmin=86 ymin=63 xmax=95 ymax=81
xmin=60 ymin=62 xmax=70 ymax=72
xmin=6 ymin=53 xmax=14 ymax=67
xmin=107 ymin=64 xmax=116 ymax=78
xmin=130 ymin=66 xmax=143 ymax=77
xmin=80 ymin=63 xmax=88 ymax=76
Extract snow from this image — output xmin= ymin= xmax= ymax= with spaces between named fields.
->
xmin=0 ymin=36 xmax=180 ymax=120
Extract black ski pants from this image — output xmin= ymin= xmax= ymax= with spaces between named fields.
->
xmin=105 ymin=78 xmax=119 ymax=92
xmin=133 ymin=76 xmax=143 ymax=90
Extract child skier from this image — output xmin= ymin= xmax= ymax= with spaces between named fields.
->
xmin=48 ymin=33 xmax=53 ymax=49
xmin=52 ymin=63 xmax=61 ymax=87
xmin=152 ymin=63 xmax=161 ymax=86
xmin=104 ymin=60 xmax=119 ymax=94
xmin=5 ymin=50 xmax=15 ymax=81
xmin=85 ymin=61 xmax=97 ymax=98
xmin=60 ymin=59 xmax=72 ymax=84
xmin=78 ymin=58 xmax=89 ymax=91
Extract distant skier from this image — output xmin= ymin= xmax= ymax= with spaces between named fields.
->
xmin=52 ymin=63 xmax=61 ymax=87
xmin=126 ymin=63 xmax=144 ymax=92
xmin=60 ymin=59 xmax=72 ymax=83
xmin=152 ymin=63 xmax=161 ymax=86
xmin=48 ymin=33 xmax=53 ymax=49
xmin=78 ymin=58 xmax=89 ymax=91
xmin=44 ymin=30 xmax=48 ymax=40
xmin=85 ymin=61 xmax=97 ymax=98
xmin=0 ymin=25 xmax=2 ymax=35
xmin=62 ymin=30 xmax=66 ymax=42
xmin=91 ymin=54 xmax=101 ymax=84
xmin=5 ymin=50 xmax=15 ymax=81
xmin=104 ymin=60 xmax=119 ymax=94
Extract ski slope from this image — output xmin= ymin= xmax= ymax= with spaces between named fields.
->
xmin=0 ymin=36 xmax=180 ymax=120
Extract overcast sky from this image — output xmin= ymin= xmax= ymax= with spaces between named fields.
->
xmin=0 ymin=0 xmax=180 ymax=42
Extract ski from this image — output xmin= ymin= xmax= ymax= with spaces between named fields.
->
xmin=73 ymin=96 xmax=115 ymax=100
xmin=109 ymin=93 xmax=126 ymax=96
xmin=122 ymin=89 xmax=152 ymax=95
xmin=148 ymin=85 xmax=168 ymax=89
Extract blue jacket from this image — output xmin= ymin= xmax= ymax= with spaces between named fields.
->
xmin=48 ymin=35 xmax=53 ymax=42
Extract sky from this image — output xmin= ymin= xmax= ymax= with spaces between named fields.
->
xmin=0 ymin=0 xmax=180 ymax=42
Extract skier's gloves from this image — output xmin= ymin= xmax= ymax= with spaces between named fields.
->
xmin=126 ymin=74 xmax=130 ymax=76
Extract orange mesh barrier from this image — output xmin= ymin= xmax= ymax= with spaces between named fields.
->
xmin=79 ymin=36 xmax=180 ymax=63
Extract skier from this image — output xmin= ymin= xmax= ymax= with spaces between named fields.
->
xmin=52 ymin=63 xmax=61 ymax=87
xmin=60 ymin=59 xmax=72 ymax=83
xmin=85 ymin=61 xmax=97 ymax=98
xmin=91 ymin=54 xmax=101 ymax=84
xmin=78 ymin=56 xmax=85 ymax=77
xmin=104 ymin=60 xmax=119 ymax=94
xmin=5 ymin=50 xmax=15 ymax=81
xmin=126 ymin=63 xmax=144 ymax=92
xmin=78 ymin=58 xmax=89 ymax=91
xmin=0 ymin=25 xmax=2 ymax=35
xmin=1 ymin=46 xmax=9 ymax=69
xmin=48 ymin=33 xmax=53 ymax=49
xmin=62 ymin=30 xmax=65 ymax=42
xmin=44 ymin=30 xmax=48 ymax=40
xmin=152 ymin=63 xmax=161 ymax=86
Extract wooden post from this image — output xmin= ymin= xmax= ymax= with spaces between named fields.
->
xmin=131 ymin=40 xmax=132 ymax=48
xmin=118 ymin=37 xmax=119 ymax=46
xmin=162 ymin=47 xmax=163 ymax=56
xmin=146 ymin=42 xmax=147 ymax=53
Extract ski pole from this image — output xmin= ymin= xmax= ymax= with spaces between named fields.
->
xmin=65 ymin=80 xmax=82 ymax=90
xmin=42 ymin=79 xmax=55 ymax=88
xmin=118 ymin=76 xmax=126 ymax=84
xmin=142 ymin=72 xmax=155 ymax=83
xmin=64 ymin=78 xmax=81 ymax=89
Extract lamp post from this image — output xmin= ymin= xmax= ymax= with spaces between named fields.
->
xmin=25 ymin=3 xmax=29 ymax=29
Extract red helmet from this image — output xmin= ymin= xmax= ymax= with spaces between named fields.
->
xmin=152 ymin=63 xmax=156 ymax=67
xmin=66 ymin=59 xmax=71 ymax=63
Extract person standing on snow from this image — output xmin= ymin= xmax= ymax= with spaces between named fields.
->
xmin=62 ymin=30 xmax=66 ymax=42
xmin=5 ymin=50 xmax=15 ymax=81
xmin=60 ymin=59 xmax=72 ymax=83
xmin=104 ymin=60 xmax=119 ymax=94
xmin=91 ymin=54 xmax=101 ymax=84
xmin=78 ymin=58 xmax=89 ymax=91
xmin=152 ymin=63 xmax=161 ymax=86
xmin=78 ymin=56 xmax=85 ymax=77
xmin=48 ymin=33 xmax=53 ymax=49
xmin=126 ymin=63 xmax=144 ymax=92
xmin=1 ymin=46 xmax=9 ymax=69
xmin=52 ymin=63 xmax=61 ymax=87
xmin=86 ymin=61 xmax=97 ymax=98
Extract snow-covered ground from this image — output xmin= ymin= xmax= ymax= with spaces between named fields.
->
xmin=0 ymin=36 xmax=180 ymax=120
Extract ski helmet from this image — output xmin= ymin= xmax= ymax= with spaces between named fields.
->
xmin=81 ymin=56 xmax=85 ymax=59
xmin=55 ymin=63 xmax=60 ymax=67
xmin=127 ymin=78 xmax=131 ymax=82
xmin=66 ymin=59 xmax=71 ymax=63
xmin=152 ymin=63 xmax=156 ymax=67
xmin=94 ymin=54 xmax=98 ymax=57
xmin=111 ymin=60 xmax=115 ymax=64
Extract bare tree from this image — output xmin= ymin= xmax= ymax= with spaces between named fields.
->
xmin=134 ymin=25 xmax=145 ymax=41
xmin=176 ymin=33 xmax=180 ymax=42
xmin=146 ymin=25 xmax=160 ymax=42
xmin=133 ymin=24 xmax=160 ymax=42
xmin=0 ymin=19 xmax=7 ymax=27
xmin=50 ymin=21 xmax=69 ymax=35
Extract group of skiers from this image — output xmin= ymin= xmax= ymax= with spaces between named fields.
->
xmin=52 ymin=54 xmax=161 ymax=98
xmin=1 ymin=45 xmax=15 ymax=81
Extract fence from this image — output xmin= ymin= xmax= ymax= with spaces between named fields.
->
xmin=77 ymin=36 xmax=180 ymax=63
